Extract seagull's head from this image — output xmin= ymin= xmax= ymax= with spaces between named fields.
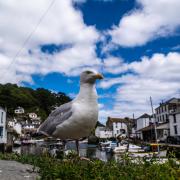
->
xmin=80 ymin=70 xmax=103 ymax=85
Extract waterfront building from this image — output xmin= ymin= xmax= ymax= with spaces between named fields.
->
xmin=155 ymin=98 xmax=180 ymax=142
xmin=135 ymin=113 xmax=154 ymax=141
xmin=22 ymin=118 xmax=41 ymax=135
xmin=0 ymin=107 xmax=7 ymax=144
xmin=155 ymin=98 xmax=180 ymax=123
xmin=8 ymin=118 xmax=22 ymax=135
xmin=169 ymin=108 xmax=180 ymax=136
xmin=106 ymin=117 xmax=133 ymax=138
xmin=95 ymin=126 xmax=113 ymax=139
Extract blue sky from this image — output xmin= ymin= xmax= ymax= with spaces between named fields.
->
xmin=0 ymin=0 xmax=180 ymax=123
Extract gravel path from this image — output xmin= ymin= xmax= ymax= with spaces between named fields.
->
xmin=0 ymin=160 xmax=39 ymax=180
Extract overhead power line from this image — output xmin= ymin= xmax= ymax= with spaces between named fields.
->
xmin=1 ymin=0 xmax=56 ymax=80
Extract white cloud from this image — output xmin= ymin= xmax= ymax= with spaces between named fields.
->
xmin=73 ymin=0 xmax=86 ymax=3
xmin=103 ymin=56 xmax=129 ymax=75
xmin=68 ymin=93 xmax=77 ymax=98
xmin=171 ymin=45 xmax=180 ymax=51
xmin=0 ymin=0 xmax=100 ymax=84
xmin=109 ymin=0 xmax=180 ymax=47
xmin=99 ymin=52 xmax=180 ymax=118
xmin=98 ymin=103 xmax=104 ymax=109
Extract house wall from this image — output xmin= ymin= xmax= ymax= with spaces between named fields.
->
xmin=29 ymin=113 xmax=38 ymax=119
xmin=14 ymin=107 xmax=24 ymax=114
xmin=95 ymin=127 xmax=113 ymax=138
xmin=95 ymin=127 xmax=100 ymax=137
xmin=112 ymin=122 xmax=127 ymax=137
xmin=14 ymin=123 xmax=22 ymax=135
xmin=155 ymin=98 xmax=180 ymax=124
xmin=8 ymin=121 xmax=22 ymax=135
xmin=136 ymin=116 xmax=155 ymax=140
xmin=0 ymin=108 xmax=7 ymax=144
xmin=136 ymin=118 xmax=150 ymax=131
xmin=169 ymin=113 xmax=180 ymax=136
xmin=100 ymin=130 xmax=112 ymax=139
xmin=156 ymin=105 xmax=169 ymax=123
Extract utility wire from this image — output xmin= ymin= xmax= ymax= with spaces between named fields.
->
xmin=1 ymin=0 xmax=56 ymax=79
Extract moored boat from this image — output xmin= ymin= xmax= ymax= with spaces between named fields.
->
xmin=113 ymin=144 xmax=144 ymax=154
xmin=99 ymin=141 xmax=117 ymax=152
xmin=13 ymin=140 xmax=21 ymax=147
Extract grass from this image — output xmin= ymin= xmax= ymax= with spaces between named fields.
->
xmin=0 ymin=152 xmax=180 ymax=180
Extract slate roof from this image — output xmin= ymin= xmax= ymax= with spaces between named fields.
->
xmin=136 ymin=113 xmax=152 ymax=119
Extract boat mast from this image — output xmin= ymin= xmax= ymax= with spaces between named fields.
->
xmin=150 ymin=96 xmax=160 ymax=155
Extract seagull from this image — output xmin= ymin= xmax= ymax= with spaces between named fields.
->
xmin=37 ymin=70 xmax=103 ymax=155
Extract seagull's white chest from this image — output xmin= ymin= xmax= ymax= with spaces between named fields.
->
xmin=73 ymin=98 xmax=98 ymax=128
xmin=53 ymin=85 xmax=99 ymax=139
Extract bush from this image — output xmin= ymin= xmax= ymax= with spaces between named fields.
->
xmin=0 ymin=153 xmax=179 ymax=180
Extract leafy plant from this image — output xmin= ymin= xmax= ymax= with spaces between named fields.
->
xmin=0 ymin=153 xmax=179 ymax=180
xmin=0 ymin=83 xmax=71 ymax=120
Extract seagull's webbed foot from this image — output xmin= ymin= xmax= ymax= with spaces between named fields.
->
xmin=80 ymin=157 xmax=90 ymax=161
xmin=80 ymin=157 xmax=94 ymax=164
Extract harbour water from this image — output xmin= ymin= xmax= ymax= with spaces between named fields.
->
xmin=12 ymin=142 xmax=115 ymax=162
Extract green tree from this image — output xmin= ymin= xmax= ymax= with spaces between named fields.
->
xmin=0 ymin=83 xmax=71 ymax=121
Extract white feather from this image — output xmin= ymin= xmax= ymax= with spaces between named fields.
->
xmin=53 ymin=83 xmax=98 ymax=139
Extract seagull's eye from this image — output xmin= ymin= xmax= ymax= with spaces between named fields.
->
xmin=86 ymin=71 xmax=92 ymax=74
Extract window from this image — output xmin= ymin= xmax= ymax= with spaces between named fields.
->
xmin=173 ymin=114 xmax=176 ymax=123
xmin=0 ymin=127 xmax=3 ymax=137
xmin=162 ymin=115 xmax=165 ymax=121
xmin=1 ymin=112 xmax=3 ymax=123
xmin=120 ymin=129 xmax=126 ymax=134
xmin=166 ymin=114 xmax=168 ymax=121
xmin=174 ymin=125 xmax=177 ymax=135
xmin=156 ymin=109 xmax=158 ymax=114
xmin=116 ymin=123 xmax=118 ymax=128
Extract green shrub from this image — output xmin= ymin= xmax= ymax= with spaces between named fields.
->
xmin=0 ymin=153 xmax=179 ymax=180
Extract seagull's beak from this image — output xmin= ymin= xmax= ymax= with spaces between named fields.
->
xmin=94 ymin=73 xmax=104 ymax=79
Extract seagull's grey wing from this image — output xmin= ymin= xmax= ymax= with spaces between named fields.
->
xmin=38 ymin=102 xmax=73 ymax=136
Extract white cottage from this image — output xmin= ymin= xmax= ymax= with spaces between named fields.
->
xmin=8 ymin=119 xmax=22 ymax=135
xmin=95 ymin=126 xmax=113 ymax=139
xmin=136 ymin=113 xmax=154 ymax=141
xmin=106 ymin=117 xmax=133 ymax=138
xmin=14 ymin=107 xmax=24 ymax=114
xmin=28 ymin=112 xmax=38 ymax=119
xmin=0 ymin=107 xmax=7 ymax=144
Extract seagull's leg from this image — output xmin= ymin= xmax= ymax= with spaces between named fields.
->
xmin=62 ymin=140 xmax=67 ymax=156
xmin=75 ymin=139 xmax=80 ymax=156
xmin=76 ymin=139 xmax=92 ymax=162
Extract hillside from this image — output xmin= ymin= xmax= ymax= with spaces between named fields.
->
xmin=0 ymin=83 xmax=71 ymax=121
